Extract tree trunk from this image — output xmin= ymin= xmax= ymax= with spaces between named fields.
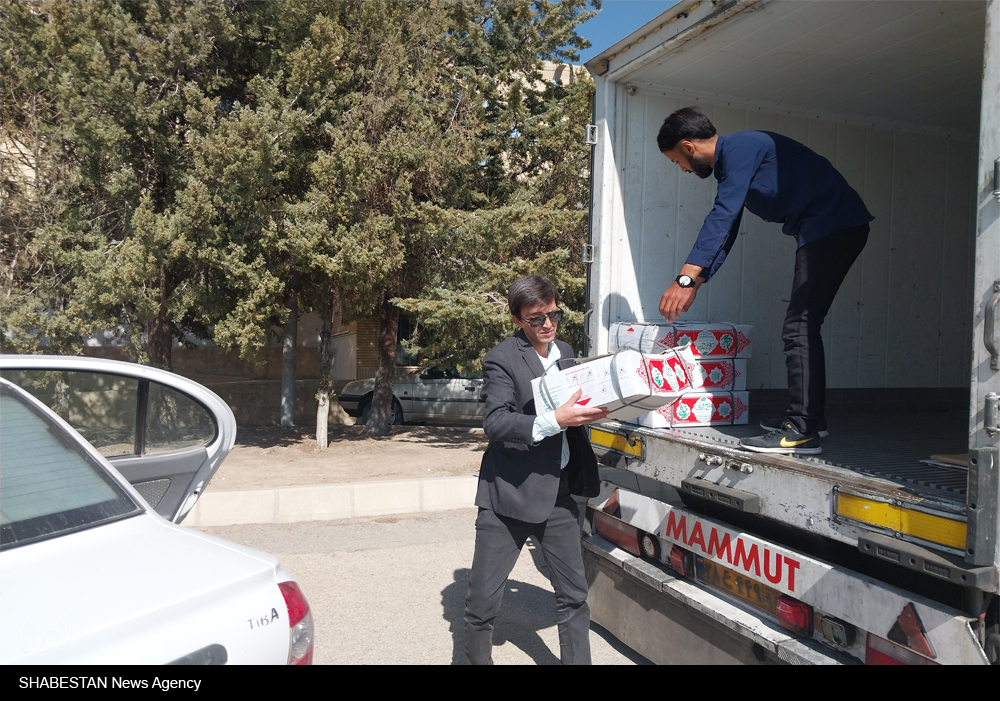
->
xmin=362 ymin=295 xmax=398 ymax=437
xmin=281 ymin=297 xmax=298 ymax=428
xmin=148 ymin=266 xmax=172 ymax=369
xmin=316 ymin=290 xmax=336 ymax=450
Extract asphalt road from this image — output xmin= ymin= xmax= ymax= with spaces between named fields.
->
xmin=197 ymin=508 xmax=649 ymax=665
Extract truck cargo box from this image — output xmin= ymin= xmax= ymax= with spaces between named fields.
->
xmin=582 ymin=0 xmax=1000 ymax=663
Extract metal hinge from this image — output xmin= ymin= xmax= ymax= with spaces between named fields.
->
xmin=986 ymin=392 xmax=999 ymax=438
xmin=585 ymin=124 xmax=598 ymax=146
xmin=987 ymin=280 xmax=1000 ymax=371
xmin=993 ymin=157 xmax=1000 ymax=202
xmin=582 ymin=243 xmax=595 ymax=263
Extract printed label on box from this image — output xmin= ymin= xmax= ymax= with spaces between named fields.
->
xmin=637 ymin=391 xmax=750 ymax=428
xmin=690 ymin=359 xmax=746 ymax=391
xmin=610 ymin=321 xmax=752 ymax=358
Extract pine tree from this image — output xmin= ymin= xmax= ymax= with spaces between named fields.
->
xmin=1 ymin=0 xmax=599 ymax=441
xmin=395 ymin=1 xmax=597 ymax=373
xmin=1 ymin=0 xmax=247 ymax=366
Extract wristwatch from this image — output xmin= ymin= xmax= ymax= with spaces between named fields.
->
xmin=675 ymin=274 xmax=696 ymax=288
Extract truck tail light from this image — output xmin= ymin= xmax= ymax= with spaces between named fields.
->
xmin=279 ymin=581 xmax=314 ymax=665
xmin=669 ymin=545 xmax=693 ymax=577
xmin=865 ymin=633 xmax=938 ymax=665
xmin=776 ymin=595 xmax=813 ymax=636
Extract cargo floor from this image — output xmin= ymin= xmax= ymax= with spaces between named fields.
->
xmin=665 ymin=407 xmax=969 ymax=505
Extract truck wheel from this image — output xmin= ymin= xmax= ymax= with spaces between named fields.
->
xmin=639 ymin=531 xmax=661 ymax=561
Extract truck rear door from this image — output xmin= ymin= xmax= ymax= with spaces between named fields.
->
xmin=968 ymin=0 xmax=1000 ymax=570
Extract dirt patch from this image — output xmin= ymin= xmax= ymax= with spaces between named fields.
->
xmin=209 ymin=425 xmax=488 ymax=491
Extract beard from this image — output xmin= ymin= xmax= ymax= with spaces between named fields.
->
xmin=690 ymin=155 xmax=714 ymax=178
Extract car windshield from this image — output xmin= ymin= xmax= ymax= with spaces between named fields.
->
xmin=0 ymin=382 xmax=141 ymax=551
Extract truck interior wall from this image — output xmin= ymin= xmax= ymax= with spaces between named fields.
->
xmin=611 ymin=91 xmax=977 ymax=391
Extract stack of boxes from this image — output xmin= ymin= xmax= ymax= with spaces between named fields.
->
xmin=609 ymin=321 xmax=753 ymax=428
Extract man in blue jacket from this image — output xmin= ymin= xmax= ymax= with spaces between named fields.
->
xmin=657 ymin=107 xmax=873 ymax=455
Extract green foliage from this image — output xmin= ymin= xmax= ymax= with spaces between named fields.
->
xmin=1 ymin=0 xmax=244 ymax=362
xmin=395 ymin=4 xmax=597 ymax=370
xmin=2 ymin=0 xmax=598 ymax=381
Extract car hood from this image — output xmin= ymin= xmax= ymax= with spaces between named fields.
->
xmin=0 ymin=514 xmax=291 ymax=664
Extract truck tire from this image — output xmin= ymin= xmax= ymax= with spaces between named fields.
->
xmin=639 ymin=530 xmax=661 ymax=561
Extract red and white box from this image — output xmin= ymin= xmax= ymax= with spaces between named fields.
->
xmin=672 ymin=323 xmax=753 ymax=359
xmin=691 ymin=359 xmax=747 ymax=392
xmin=531 ymin=346 xmax=702 ymax=422
xmin=636 ymin=391 xmax=750 ymax=428
xmin=609 ymin=322 xmax=673 ymax=355
xmin=610 ymin=321 xmax=753 ymax=359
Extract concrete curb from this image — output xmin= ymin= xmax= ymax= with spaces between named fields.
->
xmin=183 ymin=475 xmax=479 ymax=528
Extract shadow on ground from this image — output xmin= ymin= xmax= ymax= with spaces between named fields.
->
xmin=442 ymin=540 xmax=652 ymax=665
xmin=236 ymin=425 xmax=488 ymax=451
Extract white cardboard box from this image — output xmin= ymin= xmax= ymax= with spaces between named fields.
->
xmin=609 ymin=321 xmax=753 ymax=359
xmin=532 ymin=346 xmax=702 ymax=422
xmin=636 ymin=391 xmax=750 ymax=428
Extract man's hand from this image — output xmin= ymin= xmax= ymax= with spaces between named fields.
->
xmin=659 ymin=265 xmax=705 ymax=323
xmin=554 ymin=389 xmax=609 ymax=427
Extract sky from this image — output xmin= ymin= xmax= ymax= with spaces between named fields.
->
xmin=576 ymin=1 xmax=680 ymax=63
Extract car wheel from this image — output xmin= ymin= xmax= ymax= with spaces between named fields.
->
xmin=359 ymin=398 xmax=403 ymax=426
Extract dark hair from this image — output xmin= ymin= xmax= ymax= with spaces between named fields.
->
xmin=508 ymin=275 xmax=559 ymax=318
xmin=656 ymin=107 xmax=717 ymax=153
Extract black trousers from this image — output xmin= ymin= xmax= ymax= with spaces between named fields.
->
xmin=783 ymin=224 xmax=869 ymax=434
xmin=463 ymin=475 xmax=591 ymax=665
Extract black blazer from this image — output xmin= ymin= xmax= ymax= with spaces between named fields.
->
xmin=475 ymin=330 xmax=600 ymax=523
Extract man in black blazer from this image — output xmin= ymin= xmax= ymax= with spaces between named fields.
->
xmin=463 ymin=275 xmax=607 ymax=665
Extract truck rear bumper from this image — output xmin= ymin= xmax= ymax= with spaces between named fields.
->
xmin=584 ymin=534 xmax=850 ymax=665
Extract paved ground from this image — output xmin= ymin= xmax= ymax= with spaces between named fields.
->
xmin=197 ymin=509 xmax=649 ymax=665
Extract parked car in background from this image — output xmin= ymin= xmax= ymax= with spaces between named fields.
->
xmin=0 ymin=357 xmax=313 ymax=664
xmin=339 ymin=367 xmax=484 ymax=426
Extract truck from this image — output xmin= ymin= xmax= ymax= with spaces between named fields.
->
xmin=579 ymin=0 xmax=999 ymax=665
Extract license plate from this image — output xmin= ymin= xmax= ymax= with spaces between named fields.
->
xmin=695 ymin=557 xmax=780 ymax=617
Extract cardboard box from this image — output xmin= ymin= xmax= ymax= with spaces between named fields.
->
xmin=636 ymin=391 xmax=750 ymax=428
xmin=609 ymin=321 xmax=753 ymax=358
xmin=532 ymin=346 xmax=702 ymax=422
xmin=608 ymin=322 xmax=673 ymax=355
xmin=691 ymin=359 xmax=747 ymax=392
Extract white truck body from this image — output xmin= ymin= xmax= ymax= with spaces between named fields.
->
xmin=582 ymin=0 xmax=1000 ymax=664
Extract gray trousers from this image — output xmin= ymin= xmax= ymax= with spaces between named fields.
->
xmin=463 ymin=486 xmax=591 ymax=665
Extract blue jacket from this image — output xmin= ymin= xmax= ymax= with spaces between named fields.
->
xmin=686 ymin=131 xmax=873 ymax=280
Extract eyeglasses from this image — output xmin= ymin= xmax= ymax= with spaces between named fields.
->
xmin=519 ymin=309 xmax=563 ymax=327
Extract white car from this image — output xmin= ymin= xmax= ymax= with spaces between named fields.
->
xmin=0 ymin=356 xmax=313 ymax=665
xmin=339 ymin=367 xmax=485 ymax=425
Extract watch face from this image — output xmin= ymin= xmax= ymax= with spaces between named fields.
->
xmin=677 ymin=275 xmax=694 ymax=287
